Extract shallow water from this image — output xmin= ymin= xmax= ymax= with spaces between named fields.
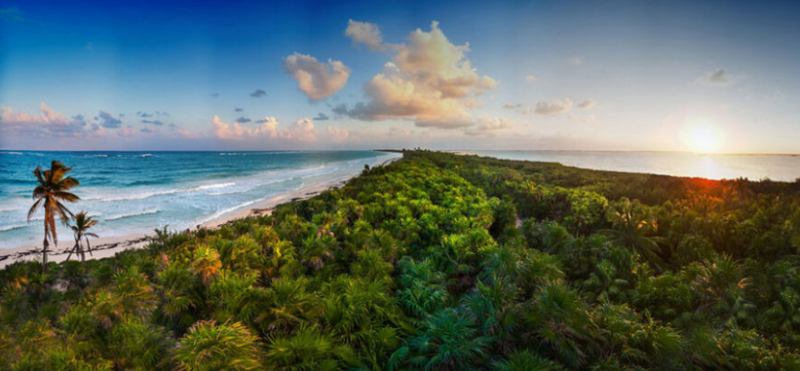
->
xmin=0 ymin=150 xmax=398 ymax=249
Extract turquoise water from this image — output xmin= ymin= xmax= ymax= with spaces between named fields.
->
xmin=0 ymin=150 xmax=398 ymax=249
xmin=461 ymin=151 xmax=800 ymax=183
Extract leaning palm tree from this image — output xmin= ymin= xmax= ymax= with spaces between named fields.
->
xmin=66 ymin=211 xmax=98 ymax=264
xmin=28 ymin=160 xmax=80 ymax=274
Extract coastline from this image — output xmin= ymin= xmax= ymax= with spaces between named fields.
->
xmin=0 ymin=155 xmax=400 ymax=269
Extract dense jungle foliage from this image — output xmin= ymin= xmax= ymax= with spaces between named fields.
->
xmin=3 ymin=150 xmax=800 ymax=370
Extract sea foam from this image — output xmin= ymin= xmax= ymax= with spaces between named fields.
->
xmin=105 ymin=209 xmax=160 ymax=221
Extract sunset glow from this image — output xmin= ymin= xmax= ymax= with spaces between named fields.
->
xmin=683 ymin=119 xmax=725 ymax=154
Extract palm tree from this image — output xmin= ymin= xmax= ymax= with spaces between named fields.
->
xmin=66 ymin=211 xmax=98 ymax=264
xmin=602 ymin=198 xmax=667 ymax=273
xmin=174 ymin=320 xmax=263 ymax=371
xmin=493 ymin=350 xmax=566 ymax=371
xmin=28 ymin=160 xmax=80 ymax=274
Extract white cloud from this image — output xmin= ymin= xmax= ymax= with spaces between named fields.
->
xmin=534 ymin=98 xmax=573 ymax=115
xmin=211 ymin=115 xmax=318 ymax=142
xmin=289 ymin=118 xmax=317 ymax=142
xmin=212 ymin=115 xmax=257 ymax=140
xmin=577 ymin=99 xmax=596 ymax=109
xmin=326 ymin=126 xmax=350 ymax=142
xmin=283 ymin=53 xmax=350 ymax=100
xmin=338 ymin=21 xmax=497 ymax=129
xmin=0 ymin=102 xmax=200 ymax=143
xmin=0 ymin=102 xmax=99 ymax=137
xmin=465 ymin=117 xmax=512 ymax=136
xmin=345 ymin=20 xmax=385 ymax=51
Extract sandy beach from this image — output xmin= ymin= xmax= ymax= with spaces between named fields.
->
xmin=0 ymin=155 xmax=399 ymax=269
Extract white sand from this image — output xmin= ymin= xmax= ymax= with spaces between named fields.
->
xmin=0 ymin=155 xmax=400 ymax=269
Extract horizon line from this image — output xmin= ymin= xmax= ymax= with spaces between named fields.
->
xmin=3 ymin=148 xmax=800 ymax=157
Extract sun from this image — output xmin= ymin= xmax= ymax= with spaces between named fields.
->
xmin=682 ymin=118 xmax=724 ymax=154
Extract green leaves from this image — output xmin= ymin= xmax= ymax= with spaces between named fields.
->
xmin=175 ymin=320 xmax=262 ymax=371
xmin=30 ymin=160 xmax=81 ymax=274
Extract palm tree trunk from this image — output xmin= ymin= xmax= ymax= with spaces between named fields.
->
xmin=42 ymin=236 xmax=49 ymax=275
xmin=79 ymin=233 xmax=86 ymax=266
xmin=65 ymin=242 xmax=76 ymax=262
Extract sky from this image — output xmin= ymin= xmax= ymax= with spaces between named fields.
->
xmin=0 ymin=0 xmax=798 ymax=153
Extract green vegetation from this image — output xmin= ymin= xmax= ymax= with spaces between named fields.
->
xmin=3 ymin=150 xmax=800 ymax=370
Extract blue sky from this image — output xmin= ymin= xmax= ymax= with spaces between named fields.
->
xmin=1 ymin=0 xmax=798 ymax=152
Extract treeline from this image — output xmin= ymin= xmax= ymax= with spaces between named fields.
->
xmin=1 ymin=151 xmax=800 ymax=370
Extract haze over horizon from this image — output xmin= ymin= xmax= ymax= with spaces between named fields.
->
xmin=1 ymin=0 xmax=798 ymax=154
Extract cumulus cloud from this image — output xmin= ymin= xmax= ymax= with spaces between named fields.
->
xmin=504 ymin=102 xmax=522 ymax=109
xmin=288 ymin=118 xmax=318 ymax=142
xmin=283 ymin=53 xmax=350 ymax=101
xmin=0 ymin=103 xmax=196 ymax=142
xmin=250 ymin=89 xmax=266 ymax=98
xmin=235 ymin=116 xmax=251 ymax=124
xmin=697 ymin=68 xmax=736 ymax=86
xmin=326 ymin=126 xmax=349 ymax=142
xmin=0 ymin=102 xmax=88 ymax=136
xmin=98 ymin=111 xmax=122 ymax=128
xmin=211 ymin=116 xmax=318 ymax=142
xmin=345 ymin=20 xmax=386 ymax=51
xmin=577 ymin=99 xmax=596 ymax=109
xmin=313 ymin=113 xmax=330 ymax=121
xmin=254 ymin=117 xmax=272 ymax=124
xmin=464 ymin=117 xmax=511 ymax=136
xmin=212 ymin=115 xmax=267 ymax=140
xmin=534 ymin=99 xmax=573 ymax=115
xmin=0 ymin=103 xmax=141 ymax=140
xmin=337 ymin=21 xmax=497 ymax=129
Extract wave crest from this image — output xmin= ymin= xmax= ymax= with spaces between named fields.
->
xmin=106 ymin=209 xmax=160 ymax=221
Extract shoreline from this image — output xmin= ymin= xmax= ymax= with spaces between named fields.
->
xmin=0 ymin=155 xmax=400 ymax=269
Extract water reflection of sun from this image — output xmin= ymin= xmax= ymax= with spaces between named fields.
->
xmin=691 ymin=156 xmax=729 ymax=180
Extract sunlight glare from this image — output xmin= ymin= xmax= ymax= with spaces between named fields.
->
xmin=683 ymin=118 xmax=724 ymax=154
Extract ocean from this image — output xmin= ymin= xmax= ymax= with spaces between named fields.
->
xmin=460 ymin=151 xmax=800 ymax=183
xmin=0 ymin=150 xmax=399 ymax=249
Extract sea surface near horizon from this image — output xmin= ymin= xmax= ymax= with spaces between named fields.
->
xmin=0 ymin=150 xmax=398 ymax=249
xmin=460 ymin=150 xmax=800 ymax=182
